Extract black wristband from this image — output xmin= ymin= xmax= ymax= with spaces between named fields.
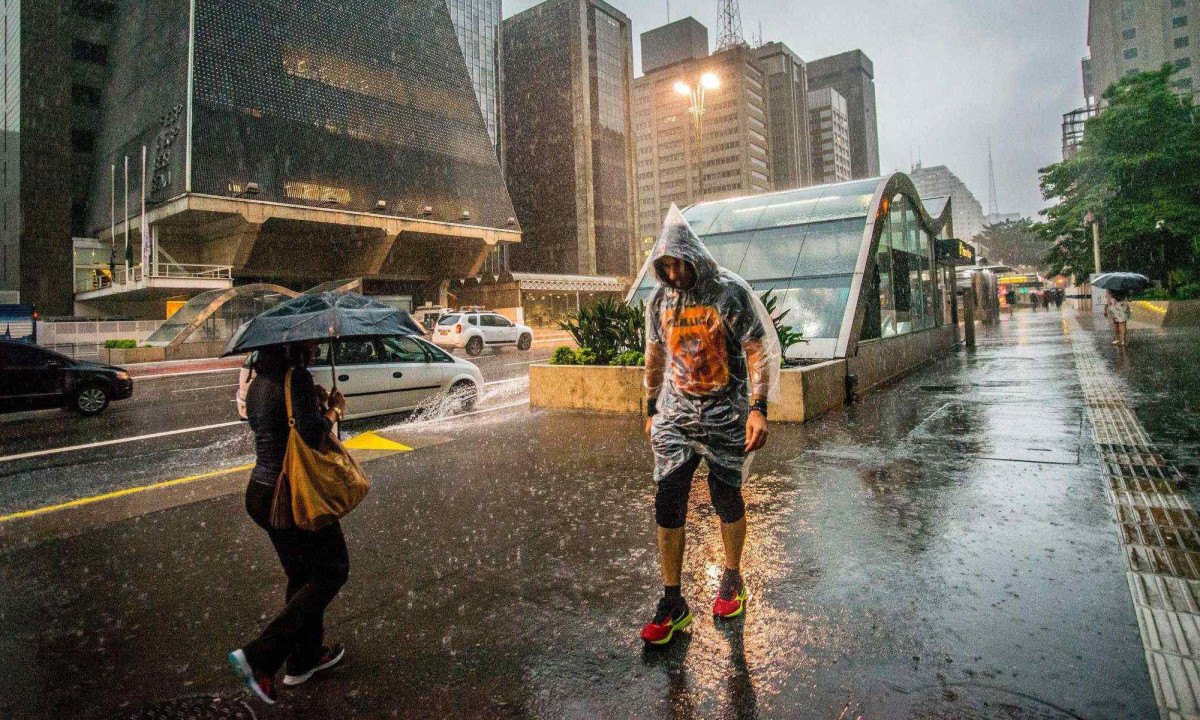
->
xmin=647 ymin=398 xmax=658 ymax=417
xmin=750 ymin=401 xmax=768 ymax=417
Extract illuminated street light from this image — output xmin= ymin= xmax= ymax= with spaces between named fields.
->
xmin=674 ymin=71 xmax=721 ymax=196
xmin=674 ymin=81 xmax=691 ymax=97
xmin=700 ymin=72 xmax=720 ymax=90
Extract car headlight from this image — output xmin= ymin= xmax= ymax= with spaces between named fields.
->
xmin=115 ymin=371 xmax=131 ymax=381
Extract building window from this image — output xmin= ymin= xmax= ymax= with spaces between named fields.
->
xmin=1176 ymin=77 xmax=1194 ymax=89
xmin=1172 ymin=15 xmax=1188 ymax=27
xmin=1124 ymin=47 xmax=1139 ymax=59
xmin=1122 ymin=28 xmax=1137 ymax=40
xmin=71 ymin=84 xmax=102 ymax=107
xmin=71 ymin=39 xmax=108 ymax=65
xmin=1171 ymin=0 xmax=1186 ymax=8
xmin=72 ymin=0 xmax=116 ymax=20
xmin=1176 ymin=36 xmax=1191 ymax=48
xmin=1177 ymin=57 xmax=1192 ymax=69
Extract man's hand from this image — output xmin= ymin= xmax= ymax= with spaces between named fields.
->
xmin=745 ymin=409 xmax=768 ymax=453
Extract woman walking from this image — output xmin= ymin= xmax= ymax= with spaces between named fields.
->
xmin=229 ymin=341 xmax=350 ymax=704
xmin=1109 ymin=291 xmax=1132 ymax=346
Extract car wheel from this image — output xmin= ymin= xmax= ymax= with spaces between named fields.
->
xmin=450 ymin=380 xmax=478 ymax=413
xmin=465 ymin=336 xmax=484 ymax=357
xmin=517 ymin=333 xmax=532 ymax=351
xmin=72 ymin=385 xmax=110 ymax=415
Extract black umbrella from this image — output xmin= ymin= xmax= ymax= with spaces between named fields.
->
xmin=224 ymin=291 xmax=421 ymax=392
xmin=1092 ymin=272 xmax=1151 ymax=292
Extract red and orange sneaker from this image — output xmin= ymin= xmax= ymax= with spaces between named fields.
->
xmin=640 ymin=596 xmax=693 ymax=646
xmin=713 ymin=570 xmax=748 ymax=619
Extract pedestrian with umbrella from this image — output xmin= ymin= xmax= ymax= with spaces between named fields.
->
xmin=224 ymin=292 xmax=413 ymax=703
xmin=1093 ymin=273 xmax=1149 ymax=347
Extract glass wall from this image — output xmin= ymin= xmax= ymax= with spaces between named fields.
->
xmin=866 ymin=194 xmax=941 ymax=340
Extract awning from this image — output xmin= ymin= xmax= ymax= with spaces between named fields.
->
xmin=509 ymin=273 xmax=627 ymax=293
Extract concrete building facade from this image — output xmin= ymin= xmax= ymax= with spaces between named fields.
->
xmin=807 ymin=50 xmax=880 ymax=180
xmin=447 ymin=0 xmax=503 ymax=151
xmin=807 ymin=87 xmax=852 ymax=185
xmin=641 ymin=16 xmax=709 ymax=74
xmin=501 ymin=0 xmax=638 ymax=278
xmin=908 ymin=164 xmax=987 ymax=248
xmin=1086 ymin=0 xmax=1198 ymax=101
xmin=754 ymin=41 xmax=812 ymax=190
xmin=633 ymin=24 xmax=771 ymax=242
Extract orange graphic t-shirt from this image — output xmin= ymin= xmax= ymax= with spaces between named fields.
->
xmin=662 ymin=305 xmax=730 ymax=396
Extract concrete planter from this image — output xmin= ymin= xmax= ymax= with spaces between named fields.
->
xmin=100 ymin=346 xmax=166 ymax=365
xmin=1132 ymin=300 xmax=1200 ymax=327
xmin=528 ymin=360 xmax=848 ymax=424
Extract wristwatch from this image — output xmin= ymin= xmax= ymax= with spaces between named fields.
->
xmin=750 ymin=400 xmax=768 ymax=417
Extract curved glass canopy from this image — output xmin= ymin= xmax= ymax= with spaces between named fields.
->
xmin=629 ymin=174 xmax=954 ymax=360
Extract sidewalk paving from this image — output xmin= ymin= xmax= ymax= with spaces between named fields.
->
xmin=0 ymin=311 xmax=1161 ymax=719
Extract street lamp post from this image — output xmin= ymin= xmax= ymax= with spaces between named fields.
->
xmin=1084 ymin=210 xmax=1101 ymax=275
xmin=675 ymin=72 xmax=720 ymax=200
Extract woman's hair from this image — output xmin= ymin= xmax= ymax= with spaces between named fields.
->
xmin=252 ymin=343 xmax=308 ymax=374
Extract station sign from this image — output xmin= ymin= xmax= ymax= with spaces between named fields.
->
xmin=935 ymin=238 xmax=975 ymax=266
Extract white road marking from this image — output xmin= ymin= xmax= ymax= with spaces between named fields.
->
xmin=501 ymin=359 xmax=537 ymax=367
xmin=0 ymin=421 xmax=244 ymax=464
xmin=134 ymin=367 xmax=241 ymax=380
xmin=171 ymin=383 xmax=239 ymax=393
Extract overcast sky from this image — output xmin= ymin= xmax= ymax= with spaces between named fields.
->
xmin=503 ymin=0 xmax=1089 ymax=219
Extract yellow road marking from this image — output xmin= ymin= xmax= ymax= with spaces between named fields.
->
xmin=342 ymin=432 xmax=412 ymax=452
xmin=0 ymin=463 xmax=254 ymax=524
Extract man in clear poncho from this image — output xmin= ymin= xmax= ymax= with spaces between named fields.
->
xmin=640 ymin=206 xmax=781 ymax=646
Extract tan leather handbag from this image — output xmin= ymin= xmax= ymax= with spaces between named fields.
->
xmin=269 ymin=368 xmax=370 ymax=531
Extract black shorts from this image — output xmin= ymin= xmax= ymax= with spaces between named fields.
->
xmin=655 ymin=454 xmax=746 ymax=529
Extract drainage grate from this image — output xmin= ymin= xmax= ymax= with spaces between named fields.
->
xmin=109 ymin=695 xmax=258 ymax=720
xmin=1069 ymin=317 xmax=1200 ymax=719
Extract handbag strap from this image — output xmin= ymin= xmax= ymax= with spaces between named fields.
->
xmin=284 ymin=367 xmax=296 ymax=428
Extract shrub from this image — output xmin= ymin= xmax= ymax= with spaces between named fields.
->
xmin=549 ymin=346 xmax=578 ymax=365
xmin=760 ymin=288 xmax=805 ymax=364
xmin=104 ymin=338 xmax=137 ymax=349
xmin=614 ymin=350 xmax=645 ymax=367
xmin=558 ymin=298 xmax=645 ymax=366
xmin=575 ymin=348 xmax=598 ymax=366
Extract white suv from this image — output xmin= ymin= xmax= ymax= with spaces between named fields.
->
xmin=432 ymin=311 xmax=533 ymax=356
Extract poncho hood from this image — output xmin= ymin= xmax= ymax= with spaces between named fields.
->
xmin=651 ymin=205 xmax=719 ymax=288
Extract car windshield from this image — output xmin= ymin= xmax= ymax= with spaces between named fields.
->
xmin=438 ymin=315 xmax=461 ymax=326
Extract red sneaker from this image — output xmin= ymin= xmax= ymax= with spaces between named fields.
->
xmin=641 ymin=596 xmax=693 ymax=646
xmin=713 ymin=571 xmax=748 ymax=619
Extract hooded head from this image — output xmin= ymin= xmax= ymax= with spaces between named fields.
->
xmin=652 ymin=205 xmax=719 ymax=291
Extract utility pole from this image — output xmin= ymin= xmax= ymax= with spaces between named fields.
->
xmin=716 ymin=0 xmax=744 ymax=50
xmin=986 ymin=138 xmax=999 ymax=220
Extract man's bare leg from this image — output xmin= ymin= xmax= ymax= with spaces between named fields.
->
xmin=719 ymin=516 xmax=746 ymax=571
xmin=657 ymin=526 xmax=686 ymax=586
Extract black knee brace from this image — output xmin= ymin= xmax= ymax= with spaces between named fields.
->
xmin=708 ymin=478 xmax=745 ymax=524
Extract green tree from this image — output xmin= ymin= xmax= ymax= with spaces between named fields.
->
xmin=1035 ymin=65 xmax=1200 ymax=286
xmin=975 ymin=218 xmax=1049 ymax=269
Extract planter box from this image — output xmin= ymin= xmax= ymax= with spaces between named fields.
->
xmin=1133 ymin=300 xmax=1200 ymax=327
xmin=100 ymin=346 xmax=166 ymax=365
xmin=529 ymin=359 xmax=848 ymax=424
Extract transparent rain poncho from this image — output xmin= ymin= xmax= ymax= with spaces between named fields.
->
xmin=644 ymin=206 xmax=782 ymax=486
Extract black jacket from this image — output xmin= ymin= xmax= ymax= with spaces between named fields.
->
xmin=246 ymin=368 xmax=332 ymax=487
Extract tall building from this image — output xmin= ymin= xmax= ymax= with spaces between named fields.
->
xmin=502 ymin=0 xmax=637 ymax=277
xmin=807 ymin=50 xmax=880 ymax=180
xmin=446 ymin=0 xmax=503 ymax=151
xmin=909 ymin=164 xmax=987 ymax=246
xmin=60 ymin=0 xmax=519 ymax=319
xmin=633 ymin=20 xmax=771 ymax=241
xmin=1086 ymin=0 xmax=1198 ymax=101
xmin=754 ymin=41 xmax=812 ymax=190
xmin=807 ymin=88 xmax=851 ymax=184
xmin=1 ymin=0 xmax=116 ymax=315
xmin=641 ymin=16 xmax=709 ymax=74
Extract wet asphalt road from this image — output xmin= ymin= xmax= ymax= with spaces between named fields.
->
xmin=0 ymin=342 xmax=557 ymax=516
xmin=0 ymin=310 xmax=1165 ymax=719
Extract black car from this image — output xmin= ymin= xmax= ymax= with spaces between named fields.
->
xmin=0 ymin=340 xmax=133 ymax=415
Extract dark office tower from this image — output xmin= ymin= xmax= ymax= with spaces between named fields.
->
xmin=641 ymin=16 xmax=709 ymax=74
xmin=807 ymin=50 xmax=880 ymax=179
xmin=754 ymin=41 xmax=811 ymax=189
xmin=1 ymin=0 xmax=115 ymax=314
xmin=76 ymin=0 xmax=517 ymax=315
xmin=447 ymin=0 xmax=502 ymax=151
xmin=502 ymin=0 xmax=637 ymax=277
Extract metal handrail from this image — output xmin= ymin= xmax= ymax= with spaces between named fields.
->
xmin=75 ymin=263 xmax=233 ymax=292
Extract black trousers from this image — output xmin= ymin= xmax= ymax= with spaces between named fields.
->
xmin=243 ymin=481 xmax=350 ymax=676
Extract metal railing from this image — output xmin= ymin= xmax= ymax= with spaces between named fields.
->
xmin=75 ymin=263 xmax=233 ymax=293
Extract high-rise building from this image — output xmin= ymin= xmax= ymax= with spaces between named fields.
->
xmin=502 ymin=0 xmax=638 ymax=277
xmin=57 ymin=0 xmax=519 ymax=319
xmin=909 ymin=164 xmax=987 ymax=246
xmin=807 ymin=50 xmax=880 ymax=180
xmin=807 ymin=88 xmax=852 ymax=185
xmin=1 ymin=0 xmax=117 ymax=315
xmin=754 ymin=41 xmax=811 ymax=190
xmin=446 ymin=0 xmax=503 ymax=151
xmin=641 ymin=16 xmax=709 ymax=74
xmin=633 ymin=20 xmax=771 ymax=241
xmin=1086 ymin=0 xmax=1198 ymax=101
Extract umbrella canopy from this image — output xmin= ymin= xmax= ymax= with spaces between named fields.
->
xmin=223 ymin=291 xmax=421 ymax=356
xmin=1092 ymin=272 xmax=1151 ymax=292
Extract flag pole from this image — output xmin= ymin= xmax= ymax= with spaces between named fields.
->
xmin=123 ymin=155 xmax=130 ymax=275
xmin=141 ymin=145 xmax=148 ymax=276
xmin=109 ymin=163 xmax=116 ymax=275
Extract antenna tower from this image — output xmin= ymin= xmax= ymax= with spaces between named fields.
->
xmin=716 ymin=0 xmax=745 ymax=50
xmin=986 ymin=138 xmax=999 ymax=219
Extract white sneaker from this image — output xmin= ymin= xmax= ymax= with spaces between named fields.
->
xmin=283 ymin=644 xmax=346 ymax=686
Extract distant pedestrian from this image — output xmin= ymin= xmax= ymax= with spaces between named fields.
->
xmin=1031 ymin=292 xmax=1039 ymax=312
xmin=1109 ymin=291 xmax=1131 ymax=346
xmin=639 ymin=207 xmax=780 ymax=647
xmin=1054 ymin=289 xmax=1064 ymax=310
xmin=1005 ymin=289 xmax=1017 ymax=315
xmin=228 ymin=341 xmax=349 ymax=704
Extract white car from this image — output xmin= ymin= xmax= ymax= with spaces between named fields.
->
xmin=432 ymin=311 xmax=533 ymax=357
xmin=237 ymin=335 xmax=483 ymax=421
